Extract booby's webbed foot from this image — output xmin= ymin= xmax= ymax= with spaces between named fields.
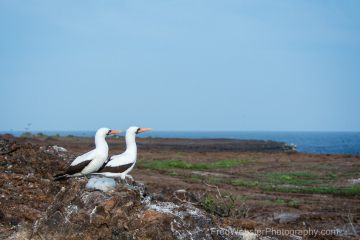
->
xmin=115 ymin=178 xmax=125 ymax=188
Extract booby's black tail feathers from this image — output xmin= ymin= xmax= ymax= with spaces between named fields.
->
xmin=53 ymin=174 xmax=68 ymax=181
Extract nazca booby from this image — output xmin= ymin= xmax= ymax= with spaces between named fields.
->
xmin=90 ymin=126 xmax=152 ymax=189
xmin=53 ymin=128 xmax=122 ymax=180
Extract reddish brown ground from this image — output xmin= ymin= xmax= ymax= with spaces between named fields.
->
xmin=2 ymin=134 xmax=360 ymax=239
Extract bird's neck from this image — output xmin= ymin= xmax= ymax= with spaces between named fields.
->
xmin=125 ymin=133 xmax=137 ymax=155
xmin=95 ymin=135 xmax=109 ymax=152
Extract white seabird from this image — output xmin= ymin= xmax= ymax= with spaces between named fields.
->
xmin=90 ymin=126 xmax=152 ymax=189
xmin=53 ymin=127 xmax=122 ymax=180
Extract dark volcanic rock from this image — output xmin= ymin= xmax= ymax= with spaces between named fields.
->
xmin=0 ymin=139 xmax=258 ymax=240
xmin=29 ymin=181 xmax=256 ymax=240
xmin=0 ymin=139 xmax=75 ymax=236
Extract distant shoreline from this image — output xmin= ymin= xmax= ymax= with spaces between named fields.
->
xmin=1 ymin=131 xmax=359 ymax=155
xmin=1 ymin=133 xmax=297 ymax=153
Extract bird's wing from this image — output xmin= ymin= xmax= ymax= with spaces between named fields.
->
xmin=70 ymin=149 xmax=96 ymax=166
xmin=65 ymin=149 xmax=97 ymax=174
xmin=97 ymin=152 xmax=134 ymax=174
xmin=107 ymin=152 xmax=134 ymax=166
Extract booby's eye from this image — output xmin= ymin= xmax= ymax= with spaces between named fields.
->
xmin=107 ymin=130 xmax=111 ymax=135
xmin=136 ymin=128 xmax=140 ymax=134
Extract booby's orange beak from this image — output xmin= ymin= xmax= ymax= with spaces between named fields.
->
xmin=137 ymin=128 xmax=153 ymax=133
xmin=108 ymin=130 xmax=123 ymax=135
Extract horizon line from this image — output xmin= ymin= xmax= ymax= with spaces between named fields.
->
xmin=1 ymin=130 xmax=359 ymax=133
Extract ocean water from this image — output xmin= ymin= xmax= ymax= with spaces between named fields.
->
xmin=1 ymin=131 xmax=359 ymax=155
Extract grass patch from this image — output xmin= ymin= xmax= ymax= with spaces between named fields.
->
xmin=325 ymin=174 xmax=339 ymax=179
xmin=177 ymin=152 xmax=187 ymax=156
xmin=264 ymin=184 xmax=360 ymax=195
xmin=282 ymin=175 xmax=292 ymax=180
xmin=260 ymin=172 xmax=324 ymax=186
xmin=259 ymin=172 xmax=342 ymax=186
xmin=138 ymin=159 xmax=207 ymax=170
xmin=209 ymin=159 xmax=251 ymax=168
xmin=231 ymin=180 xmax=259 ymax=187
xmin=289 ymin=201 xmax=300 ymax=204
xmin=261 ymin=172 xmax=319 ymax=179
xmin=169 ymin=171 xmax=178 ymax=176
xmin=137 ymin=159 xmax=251 ymax=170
xmin=273 ymin=199 xmax=286 ymax=204
xmin=237 ymin=196 xmax=251 ymax=201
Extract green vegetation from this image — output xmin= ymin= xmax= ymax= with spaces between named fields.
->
xmin=231 ymin=180 xmax=259 ymax=187
xmin=162 ymin=151 xmax=168 ymax=153
xmin=203 ymin=193 xmax=249 ymax=218
xmin=258 ymin=172 xmax=341 ymax=186
xmin=343 ymin=173 xmax=360 ymax=177
xmin=137 ymin=159 xmax=251 ymax=170
xmin=325 ymin=174 xmax=339 ymax=179
xmin=138 ymin=159 xmax=208 ymax=170
xmin=264 ymin=199 xmax=290 ymax=204
xmin=282 ymin=175 xmax=292 ymax=180
xmin=264 ymin=184 xmax=360 ymax=195
xmin=261 ymin=172 xmax=319 ymax=179
xmin=237 ymin=196 xmax=251 ymax=201
xmin=260 ymin=172 xmax=323 ymax=186
xmin=210 ymin=159 xmax=250 ymax=168
xmin=177 ymin=152 xmax=187 ymax=156
xmin=169 ymin=171 xmax=178 ymax=176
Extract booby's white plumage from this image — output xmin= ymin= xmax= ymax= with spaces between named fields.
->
xmin=53 ymin=127 xmax=122 ymax=180
xmin=91 ymin=126 xmax=152 ymax=188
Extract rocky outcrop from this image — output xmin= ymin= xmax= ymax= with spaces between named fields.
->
xmin=0 ymin=139 xmax=259 ymax=239
xmin=27 ymin=181 xmax=257 ymax=240
xmin=0 ymin=139 xmax=75 ymax=236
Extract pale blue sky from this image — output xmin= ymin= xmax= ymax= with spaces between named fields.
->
xmin=1 ymin=1 xmax=359 ymax=131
